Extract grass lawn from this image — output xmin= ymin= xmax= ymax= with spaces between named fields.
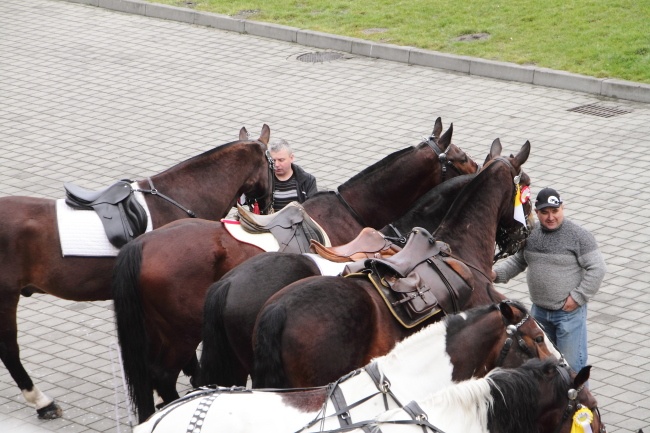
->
xmin=147 ymin=0 xmax=650 ymax=84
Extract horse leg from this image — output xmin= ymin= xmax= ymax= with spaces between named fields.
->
xmin=0 ymin=292 xmax=62 ymax=419
xmin=182 ymin=353 xmax=200 ymax=388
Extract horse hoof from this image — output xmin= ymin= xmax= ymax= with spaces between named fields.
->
xmin=37 ymin=401 xmax=63 ymax=419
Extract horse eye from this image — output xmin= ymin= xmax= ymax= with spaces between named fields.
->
xmin=535 ymin=336 xmax=544 ymax=344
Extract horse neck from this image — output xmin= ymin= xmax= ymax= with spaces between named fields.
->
xmin=145 ymin=143 xmax=265 ymax=226
xmin=432 ymin=166 xmax=513 ymax=275
xmin=336 ymin=145 xmax=442 ymax=229
xmin=302 ymin=193 xmax=366 ymax=245
xmin=371 ymin=321 xmax=456 ymax=402
xmin=385 ymin=174 xmax=476 ymax=235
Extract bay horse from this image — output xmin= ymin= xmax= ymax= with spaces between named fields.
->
xmin=113 ymin=119 xmax=480 ymax=422
xmin=197 ymin=173 xmax=478 ymax=387
xmin=251 ymin=139 xmax=532 ymax=389
xmin=0 ymin=125 xmax=274 ymax=419
xmin=134 ymin=303 xmax=602 ymax=433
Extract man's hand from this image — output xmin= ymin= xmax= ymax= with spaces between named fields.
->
xmin=562 ymin=295 xmax=579 ymax=312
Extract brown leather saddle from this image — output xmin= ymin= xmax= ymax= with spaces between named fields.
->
xmin=237 ymin=202 xmax=327 ymax=253
xmin=343 ymin=227 xmax=474 ymax=328
xmin=310 ymin=227 xmax=401 ymax=263
xmin=64 ymin=180 xmax=148 ymax=248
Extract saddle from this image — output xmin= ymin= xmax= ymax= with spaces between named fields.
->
xmin=237 ymin=202 xmax=328 ymax=253
xmin=343 ymin=227 xmax=474 ymax=328
xmin=64 ymin=180 xmax=148 ymax=248
xmin=310 ymin=227 xmax=401 ymax=263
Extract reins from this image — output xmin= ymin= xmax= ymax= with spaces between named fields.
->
xmin=134 ymin=177 xmax=197 ymax=218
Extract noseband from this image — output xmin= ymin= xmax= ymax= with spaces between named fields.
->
xmin=495 ymin=301 xmax=535 ymax=366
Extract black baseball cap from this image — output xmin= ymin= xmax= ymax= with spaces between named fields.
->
xmin=535 ymin=187 xmax=563 ymax=210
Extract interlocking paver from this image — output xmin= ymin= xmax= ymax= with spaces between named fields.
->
xmin=1 ymin=0 xmax=649 ymax=432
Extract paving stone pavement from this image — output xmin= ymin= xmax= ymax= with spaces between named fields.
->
xmin=1 ymin=0 xmax=649 ymax=431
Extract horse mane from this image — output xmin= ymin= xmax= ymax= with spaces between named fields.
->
xmin=445 ymin=300 xmax=529 ymax=336
xmin=155 ymin=139 xmax=256 ymax=176
xmin=338 ymin=146 xmax=415 ymax=193
xmin=486 ymin=358 xmax=565 ymax=432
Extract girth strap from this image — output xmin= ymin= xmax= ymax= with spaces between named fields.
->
xmin=330 ymin=385 xmax=352 ymax=427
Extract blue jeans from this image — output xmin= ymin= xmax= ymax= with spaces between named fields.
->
xmin=531 ymin=303 xmax=588 ymax=372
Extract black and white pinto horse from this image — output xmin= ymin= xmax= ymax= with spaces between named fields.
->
xmin=134 ymin=358 xmax=603 ymax=433
xmin=134 ymin=301 xmax=565 ymax=433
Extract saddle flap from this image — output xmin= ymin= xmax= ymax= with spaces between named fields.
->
xmin=237 ymin=202 xmax=304 ymax=233
xmin=367 ymin=228 xmax=450 ymax=277
xmin=310 ymin=228 xmax=400 ymax=263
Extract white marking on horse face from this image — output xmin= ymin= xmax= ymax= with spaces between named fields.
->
xmin=22 ymin=385 xmax=53 ymax=409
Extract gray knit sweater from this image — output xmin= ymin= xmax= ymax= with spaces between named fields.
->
xmin=493 ymin=219 xmax=606 ymax=310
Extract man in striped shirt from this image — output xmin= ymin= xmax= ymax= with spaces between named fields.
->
xmin=269 ymin=139 xmax=318 ymax=212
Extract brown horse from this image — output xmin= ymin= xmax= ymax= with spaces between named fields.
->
xmin=112 ymin=119 xmax=480 ymax=422
xmin=197 ymin=172 xmax=478 ymax=387
xmin=0 ymin=125 xmax=274 ymax=419
xmin=251 ymin=139 xmax=532 ymax=389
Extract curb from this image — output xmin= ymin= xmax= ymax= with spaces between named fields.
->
xmin=61 ymin=0 xmax=650 ymax=104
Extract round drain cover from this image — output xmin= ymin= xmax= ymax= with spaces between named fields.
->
xmin=296 ymin=52 xmax=344 ymax=63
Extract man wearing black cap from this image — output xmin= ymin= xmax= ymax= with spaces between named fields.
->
xmin=492 ymin=187 xmax=606 ymax=372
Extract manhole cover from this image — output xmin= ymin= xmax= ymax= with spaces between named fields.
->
xmin=296 ymin=52 xmax=344 ymax=63
xmin=567 ymin=103 xmax=632 ymax=118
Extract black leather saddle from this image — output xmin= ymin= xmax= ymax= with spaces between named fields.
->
xmin=64 ymin=180 xmax=148 ymax=248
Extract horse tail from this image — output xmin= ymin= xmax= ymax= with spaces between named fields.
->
xmin=198 ymin=279 xmax=236 ymax=386
xmin=251 ymin=303 xmax=289 ymax=388
xmin=112 ymin=240 xmax=154 ymax=421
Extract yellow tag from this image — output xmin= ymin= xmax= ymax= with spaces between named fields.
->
xmin=570 ymin=407 xmax=593 ymax=433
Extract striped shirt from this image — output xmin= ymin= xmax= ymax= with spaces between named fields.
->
xmin=273 ymin=175 xmax=298 ymax=212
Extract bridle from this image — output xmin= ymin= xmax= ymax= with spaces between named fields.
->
xmin=494 ymin=301 xmax=536 ymax=366
xmin=424 ymin=135 xmax=469 ymax=182
xmin=241 ymin=146 xmax=276 ymax=214
xmin=552 ymin=365 xmax=605 ymax=433
xmin=491 ymin=157 xmax=532 ymax=262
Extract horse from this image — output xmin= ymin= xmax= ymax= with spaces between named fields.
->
xmin=197 ymin=172 xmax=478 ymax=387
xmin=133 ymin=304 xmax=602 ymax=433
xmin=0 ymin=124 xmax=274 ymax=419
xmin=112 ymin=118 xmax=480 ymax=422
xmin=251 ymin=139 xmax=532 ymax=389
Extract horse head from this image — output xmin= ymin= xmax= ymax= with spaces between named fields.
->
xmin=237 ymin=124 xmax=275 ymax=215
xmin=487 ymin=358 xmax=605 ymax=433
xmin=482 ymin=138 xmax=533 ymax=261
xmin=425 ymin=120 xmax=479 ymax=179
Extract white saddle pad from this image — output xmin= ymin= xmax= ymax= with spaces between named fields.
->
xmin=56 ymin=188 xmax=153 ymax=257
xmin=303 ymin=253 xmax=349 ymax=276
xmin=221 ymin=219 xmax=279 ymax=252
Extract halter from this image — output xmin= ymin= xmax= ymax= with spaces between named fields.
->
xmin=494 ymin=301 xmax=535 ymax=366
xmin=242 ymin=147 xmax=276 ymax=214
xmin=490 ymin=157 xmax=532 ymax=263
xmin=551 ymin=365 xmax=588 ymax=433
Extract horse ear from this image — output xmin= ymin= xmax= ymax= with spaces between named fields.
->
xmin=437 ymin=123 xmax=453 ymax=150
xmin=574 ymin=365 xmax=591 ymax=388
xmin=484 ymin=138 xmax=502 ymax=165
xmin=258 ymin=124 xmax=271 ymax=144
xmin=431 ymin=117 xmax=443 ymax=140
xmin=512 ymin=141 xmax=531 ymax=168
xmin=498 ymin=301 xmax=515 ymax=323
xmin=239 ymin=127 xmax=249 ymax=141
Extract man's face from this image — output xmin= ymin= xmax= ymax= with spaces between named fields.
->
xmin=270 ymin=149 xmax=294 ymax=180
xmin=535 ymin=205 xmax=564 ymax=230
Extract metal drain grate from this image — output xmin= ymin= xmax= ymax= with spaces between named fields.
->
xmin=296 ymin=52 xmax=344 ymax=63
xmin=567 ymin=103 xmax=632 ymax=118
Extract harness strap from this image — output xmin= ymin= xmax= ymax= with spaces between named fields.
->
xmin=365 ymin=362 xmax=402 ymax=410
xmin=330 ymin=385 xmax=352 ymax=427
xmin=134 ymin=177 xmax=197 ymax=218
xmin=335 ymin=189 xmax=367 ymax=227
xmin=495 ymin=337 xmax=514 ymax=367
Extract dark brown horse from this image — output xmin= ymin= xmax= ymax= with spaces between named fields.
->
xmin=197 ymin=172 xmax=478 ymax=387
xmin=0 ymin=125 xmax=274 ymax=419
xmin=251 ymin=139 xmax=532 ymax=389
xmin=112 ymin=119 xmax=480 ymax=422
